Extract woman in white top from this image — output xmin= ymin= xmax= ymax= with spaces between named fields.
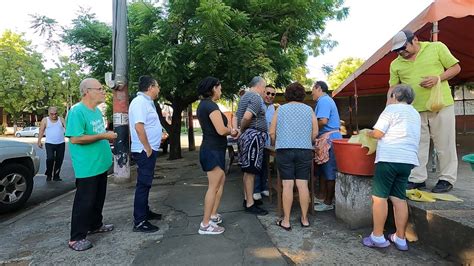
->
xmin=362 ymin=84 xmax=421 ymax=251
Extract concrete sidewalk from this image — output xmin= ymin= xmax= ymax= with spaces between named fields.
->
xmin=0 ymin=148 xmax=450 ymax=265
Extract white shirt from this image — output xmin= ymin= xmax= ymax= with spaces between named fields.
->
xmin=45 ymin=117 xmax=65 ymax=144
xmin=373 ymin=103 xmax=421 ymax=165
xmin=129 ymin=92 xmax=162 ymax=152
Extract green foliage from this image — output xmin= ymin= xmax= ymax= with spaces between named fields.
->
xmin=327 ymin=57 xmax=364 ymax=90
xmin=0 ymin=30 xmax=46 ymax=125
xmin=62 ymin=8 xmax=112 ymax=81
xmin=0 ymin=124 xmax=5 ymax=135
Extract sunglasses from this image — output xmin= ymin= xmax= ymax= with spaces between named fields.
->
xmin=50 ymin=112 xmax=58 ymax=115
xmin=266 ymin=92 xmax=276 ymax=96
xmin=394 ymin=45 xmax=407 ymax=54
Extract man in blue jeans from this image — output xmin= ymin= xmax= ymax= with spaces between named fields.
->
xmin=129 ymin=76 xmax=163 ymax=233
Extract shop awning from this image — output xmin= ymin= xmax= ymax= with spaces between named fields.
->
xmin=332 ymin=0 xmax=474 ymax=98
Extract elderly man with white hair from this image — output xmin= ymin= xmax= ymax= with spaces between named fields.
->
xmin=65 ymin=78 xmax=118 ymax=251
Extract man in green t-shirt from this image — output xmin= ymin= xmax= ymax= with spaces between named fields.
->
xmin=65 ymin=78 xmax=118 ymax=251
xmin=388 ymin=30 xmax=461 ymax=193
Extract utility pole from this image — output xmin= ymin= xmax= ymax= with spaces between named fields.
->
xmin=110 ymin=0 xmax=130 ymax=183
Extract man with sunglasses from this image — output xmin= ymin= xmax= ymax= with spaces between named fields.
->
xmin=253 ymin=85 xmax=276 ymax=201
xmin=38 ymin=106 xmax=66 ymax=181
xmin=388 ymin=30 xmax=461 ymax=193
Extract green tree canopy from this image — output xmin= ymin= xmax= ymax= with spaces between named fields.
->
xmin=0 ymin=30 xmax=46 ymax=128
xmin=42 ymin=0 xmax=348 ymax=159
xmin=327 ymin=57 xmax=364 ymax=90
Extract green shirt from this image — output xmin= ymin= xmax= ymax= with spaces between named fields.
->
xmin=65 ymin=102 xmax=112 ymax=178
xmin=389 ymin=41 xmax=459 ymax=112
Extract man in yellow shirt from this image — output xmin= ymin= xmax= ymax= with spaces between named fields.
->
xmin=388 ymin=30 xmax=461 ymax=193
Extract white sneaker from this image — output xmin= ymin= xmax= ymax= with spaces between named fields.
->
xmin=261 ymin=190 xmax=270 ymax=197
xmin=314 ymin=203 xmax=334 ymax=212
xmin=253 ymin=193 xmax=262 ymax=200
xmin=198 ymin=223 xmax=225 ymax=235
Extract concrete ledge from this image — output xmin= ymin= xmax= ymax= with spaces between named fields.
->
xmin=335 ymin=172 xmax=372 ymax=229
xmin=408 ymin=204 xmax=474 ymax=264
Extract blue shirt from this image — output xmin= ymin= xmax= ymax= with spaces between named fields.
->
xmin=315 ymin=94 xmax=341 ymax=140
xmin=275 ymin=103 xmax=314 ymax=150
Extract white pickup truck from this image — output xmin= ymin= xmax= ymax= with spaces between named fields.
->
xmin=0 ymin=140 xmax=40 ymax=213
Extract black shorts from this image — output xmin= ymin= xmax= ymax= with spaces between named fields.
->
xmin=199 ymin=147 xmax=226 ymax=172
xmin=276 ymin=149 xmax=313 ymax=180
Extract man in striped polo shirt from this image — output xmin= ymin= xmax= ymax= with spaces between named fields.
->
xmin=388 ymin=30 xmax=461 ymax=193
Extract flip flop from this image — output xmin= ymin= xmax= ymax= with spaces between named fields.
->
xmin=362 ymin=236 xmax=390 ymax=248
xmin=300 ymin=217 xmax=310 ymax=228
xmin=276 ymin=220 xmax=292 ymax=231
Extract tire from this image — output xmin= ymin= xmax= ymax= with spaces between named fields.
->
xmin=0 ymin=164 xmax=34 ymax=214
xmin=15 ymin=133 xmax=21 ymax=137
xmin=34 ymin=133 xmax=39 ymax=137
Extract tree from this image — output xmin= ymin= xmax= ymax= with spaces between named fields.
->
xmin=327 ymin=57 xmax=364 ymax=90
xmin=0 ymin=30 xmax=46 ymax=130
xmin=43 ymin=0 xmax=348 ymax=159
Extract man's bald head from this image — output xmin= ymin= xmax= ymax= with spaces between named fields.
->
xmin=79 ymin=78 xmax=101 ymax=96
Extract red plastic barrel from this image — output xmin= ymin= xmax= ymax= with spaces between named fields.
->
xmin=332 ymin=139 xmax=375 ymax=176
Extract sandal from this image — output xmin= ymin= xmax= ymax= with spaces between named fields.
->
xmin=388 ymin=233 xmax=409 ymax=251
xmin=276 ymin=220 xmax=291 ymax=231
xmin=300 ymin=217 xmax=310 ymax=228
xmin=68 ymin=239 xmax=93 ymax=251
xmin=362 ymin=236 xmax=390 ymax=248
xmin=88 ymin=224 xmax=114 ymax=234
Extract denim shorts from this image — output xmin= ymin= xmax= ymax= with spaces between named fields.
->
xmin=276 ymin=149 xmax=313 ymax=180
xmin=315 ymin=147 xmax=337 ymax=181
xmin=199 ymin=147 xmax=226 ymax=172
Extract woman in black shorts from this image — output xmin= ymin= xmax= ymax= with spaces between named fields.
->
xmin=196 ymin=77 xmax=238 ymax=235
xmin=269 ymin=82 xmax=318 ymax=230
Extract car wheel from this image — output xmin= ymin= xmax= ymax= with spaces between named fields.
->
xmin=34 ymin=133 xmax=39 ymax=137
xmin=0 ymin=164 xmax=34 ymax=214
xmin=15 ymin=133 xmax=21 ymax=137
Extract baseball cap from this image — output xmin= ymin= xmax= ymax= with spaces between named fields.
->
xmin=391 ymin=30 xmax=414 ymax=51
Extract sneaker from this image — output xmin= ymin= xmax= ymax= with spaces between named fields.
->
xmin=253 ymin=193 xmax=262 ymax=200
xmin=313 ymin=197 xmax=324 ymax=204
xmin=198 ymin=223 xmax=225 ymax=235
xmin=261 ymin=190 xmax=270 ymax=197
xmin=314 ymin=203 xmax=334 ymax=212
xmin=431 ymin=180 xmax=453 ymax=193
xmin=210 ymin=213 xmax=223 ymax=225
xmin=147 ymin=210 xmax=162 ymax=220
xmin=53 ymin=177 xmax=63 ymax=181
xmin=245 ymin=204 xmax=268 ymax=215
xmin=133 ymin=220 xmax=159 ymax=233
xmin=406 ymin=181 xmax=426 ymax=190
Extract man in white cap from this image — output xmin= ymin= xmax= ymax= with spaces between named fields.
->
xmin=388 ymin=30 xmax=461 ymax=193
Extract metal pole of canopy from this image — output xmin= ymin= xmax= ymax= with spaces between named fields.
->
xmin=432 ymin=21 xmax=439 ymax=41
xmin=354 ymin=77 xmax=360 ymax=133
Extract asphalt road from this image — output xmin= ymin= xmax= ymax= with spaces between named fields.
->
xmin=0 ymin=136 xmax=76 ymax=222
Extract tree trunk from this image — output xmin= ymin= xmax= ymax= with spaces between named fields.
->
xmin=187 ymin=105 xmax=195 ymax=151
xmin=168 ymin=103 xmax=184 ymax=160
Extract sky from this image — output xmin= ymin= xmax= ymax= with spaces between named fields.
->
xmin=0 ymin=0 xmax=434 ymax=81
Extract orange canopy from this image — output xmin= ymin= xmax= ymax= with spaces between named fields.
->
xmin=332 ymin=0 xmax=474 ymax=98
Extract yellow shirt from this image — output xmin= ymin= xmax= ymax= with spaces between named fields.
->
xmin=389 ymin=42 xmax=459 ymax=112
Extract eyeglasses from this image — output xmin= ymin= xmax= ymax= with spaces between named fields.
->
xmin=266 ymin=92 xmax=276 ymax=96
xmin=88 ymin=87 xmax=106 ymax=92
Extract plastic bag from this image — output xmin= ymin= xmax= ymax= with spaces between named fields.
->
xmin=425 ymin=77 xmax=445 ymax=112
xmin=348 ymin=129 xmax=377 ymax=155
